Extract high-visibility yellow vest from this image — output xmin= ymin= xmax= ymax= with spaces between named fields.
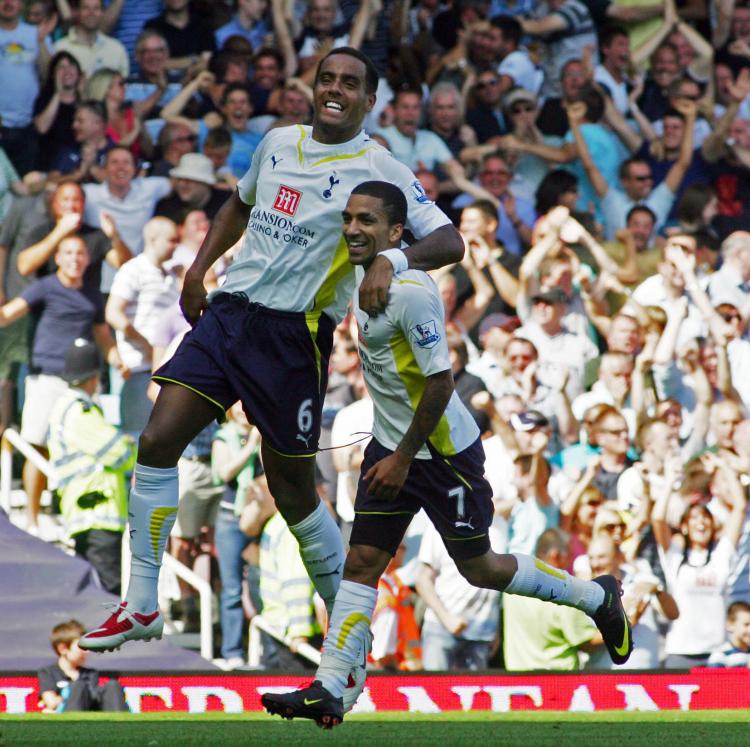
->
xmin=47 ymin=388 xmax=136 ymax=537
xmin=259 ymin=512 xmax=320 ymax=640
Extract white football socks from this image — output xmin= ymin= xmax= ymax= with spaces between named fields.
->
xmin=124 ymin=463 xmax=179 ymax=613
xmin=505 ymin=553 xmax=605 ymax=615
xmin=317 ymin=580 xmax=377 ymax=698
xmin=288 ymin=501 xmax=345 ymax=617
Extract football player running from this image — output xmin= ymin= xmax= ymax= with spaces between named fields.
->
xmin=80 ymin=48 xmax=462 ymax=712
xmin=261 ymin=182 xmax=633 ymax=728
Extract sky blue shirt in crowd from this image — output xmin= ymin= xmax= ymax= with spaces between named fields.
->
xmin=564 ymin=123 xmax=620 ymax=223
xmin=452 ymin=191 xmax=536 ymax=256
xmin=215 ymin=16 xmax=270 ymax=51
xmin=600 ymin=181 xmax=674 ymax=240
xmin=374 ymin=125 xmax=453 ymax=172
xmin=198 ymin=120 xmax=262 ymax=178
xmin=0 ymin=22 xmax=40 ymax=127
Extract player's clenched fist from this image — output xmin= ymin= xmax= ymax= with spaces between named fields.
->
xmin=180 ymin=272 xmax=208 ymax=326
xmin=358 ymin=254 xmax=393 ymax=317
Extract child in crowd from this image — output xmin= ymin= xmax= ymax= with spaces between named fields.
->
xmin=708 ymin=602 xmax=750 ymax=668
xmin=37 ymin=620 xmax=128 ymax=712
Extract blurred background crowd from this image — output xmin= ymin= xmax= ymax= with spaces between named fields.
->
xmin=3 ymin=0 xmax=750 ymax=674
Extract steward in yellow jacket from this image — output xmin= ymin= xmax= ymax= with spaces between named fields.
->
xmin=47 ymin=339 xmax=135 ymax=594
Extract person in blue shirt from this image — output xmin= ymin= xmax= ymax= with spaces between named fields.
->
xmin=162 ymin=77 xmax=262 ymax=179
xmin=215 ymin=0 xmax=270 ymax=52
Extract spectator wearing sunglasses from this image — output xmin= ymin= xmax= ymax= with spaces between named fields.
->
xmin=150 ymin=122 xmax=198 ymax=177
xmin=496 ymin=88 xmax=558 ymax=204
xmin=465 ymin=71 xmax=506 ymax=144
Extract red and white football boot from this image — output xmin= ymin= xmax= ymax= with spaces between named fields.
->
xmin=79 ymin=602 xmax=163 ymax=652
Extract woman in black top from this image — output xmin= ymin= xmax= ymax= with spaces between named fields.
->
xmin=33 ymin=52 xmax=83 ymax=171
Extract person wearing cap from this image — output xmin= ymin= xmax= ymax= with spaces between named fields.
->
xmin=516 ymin=285 xmax=599 ymax=400
xmin=466 ymin=311 xmax=520 ymax=396
xmin=154 ymin=152 xmax=230 ymax=223
xmin=495 ymin=88 xmax=555 ymax=204
xmin=47 ymin=338 xmax=135 ymax=593
xmin=516 ymin=207 xmax=617 ymax=343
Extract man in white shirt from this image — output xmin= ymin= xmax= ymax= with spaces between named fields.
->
xmin=705 ymin=231 xmax=750 ymax=312
xmin=573 ymin=352 xmax=638 ymax=438
xmin=632 ymin=234 xmax=705 ymax=343
xmin=83 ymin=147 xmax=172 ymax=258
xmin=416 ymin=522 xmax=501 ymax=670
xmin=105 ymin=217 xmax=180 ymax=435
xmin=516 ymin=288 xmax=598 ymax=399
xmin=492 ymin=15 xmax=539 ymax=95
xmin=594 ymin=25 xmax=631 ymax=116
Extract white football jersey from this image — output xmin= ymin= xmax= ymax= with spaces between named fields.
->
xmin=353 ymin=265 xmax=479 ymax=459
xmin=217 ymin=125 xmax=451 ymax=323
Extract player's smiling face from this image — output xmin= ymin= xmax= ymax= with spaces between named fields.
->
xmin=342 ymin=194 xmax=401 ymax=267
xmin=313 ymin=54 xmax=375 ymax=143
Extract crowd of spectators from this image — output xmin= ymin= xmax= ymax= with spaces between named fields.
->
xmin=4 ymin=0 xmax=750 ymax=672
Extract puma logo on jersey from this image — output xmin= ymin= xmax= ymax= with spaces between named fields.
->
xmin=270 ymin=154 xmax=283 ymax=170
xmin=296 ymin=433 xmax=312 ymax=448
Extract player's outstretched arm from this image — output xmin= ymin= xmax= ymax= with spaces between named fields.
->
xmin=359 ymin=225 xmax=463 ymax=316
xmin=181 ymin=191 xmax=252 ymax=325
xmin=364 ymin=369 xmax=454 ymax=500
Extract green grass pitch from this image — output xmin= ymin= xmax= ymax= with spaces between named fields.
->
xmin=2 ymin=711 xmax=750 ymax=746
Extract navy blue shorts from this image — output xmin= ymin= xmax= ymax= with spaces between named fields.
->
xmin=153 ymin=293 xmax=334 ymax=457
xmin=349 ymin=437 xmax=493 ymax=560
